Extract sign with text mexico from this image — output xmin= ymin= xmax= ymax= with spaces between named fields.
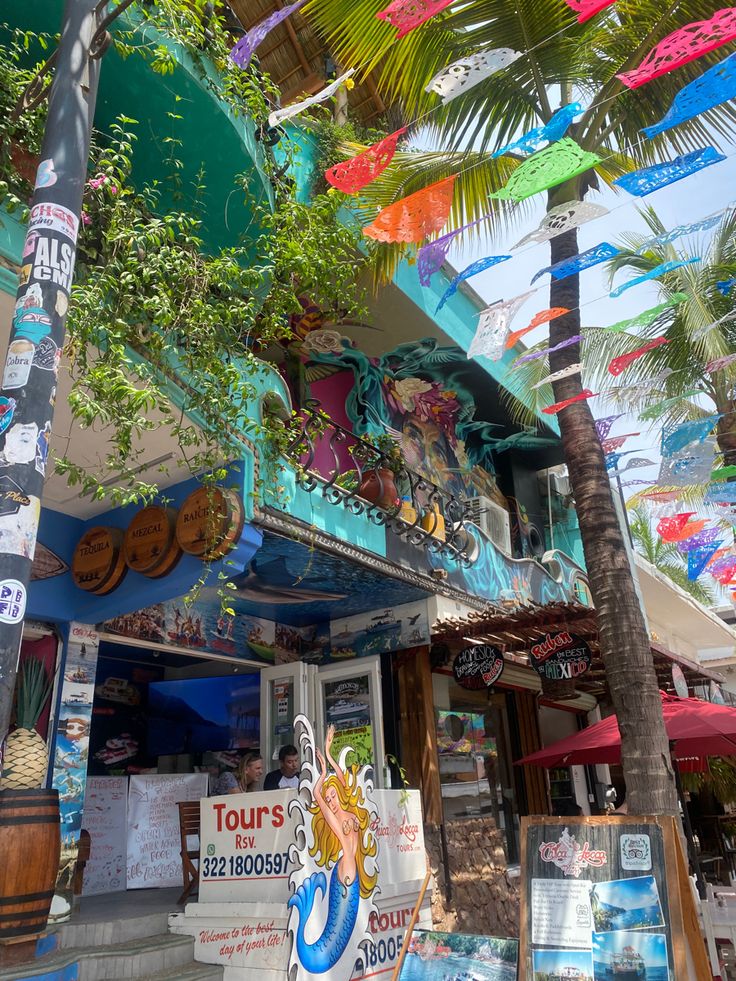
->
xmin=519 ymin=815 xmax=710 ymax=981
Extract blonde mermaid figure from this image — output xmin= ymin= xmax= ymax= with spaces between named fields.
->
xmin=288 ymin=725 xmax=377 ymax=973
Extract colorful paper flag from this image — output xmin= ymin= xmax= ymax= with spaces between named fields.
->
xmin=362 ymin=176 xmax=456 ymax=244
xmin=325 ymin=128 xmax=407 ymax=194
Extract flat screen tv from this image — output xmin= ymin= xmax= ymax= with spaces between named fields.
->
xmin=147 ymin=674 xmax=260 ymax=755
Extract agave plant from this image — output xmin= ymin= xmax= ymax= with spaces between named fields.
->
xmin=0 ymin=657 xmax=53 ymax=791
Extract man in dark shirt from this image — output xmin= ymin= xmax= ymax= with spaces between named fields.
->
xmin=263 ymin=744 xmax=300 ymax=790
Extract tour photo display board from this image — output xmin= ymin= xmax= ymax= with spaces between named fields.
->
xmin=519 ymin=815 xmax=710 ymax=981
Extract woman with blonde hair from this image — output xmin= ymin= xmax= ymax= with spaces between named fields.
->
xmin=232 ymin=752 xmax=263 ymax=793
xmin=288 ymin=725 xmax=377 ymax=973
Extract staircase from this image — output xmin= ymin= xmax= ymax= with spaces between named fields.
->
xmin=0 ymin=891 xmax=222 ymax=981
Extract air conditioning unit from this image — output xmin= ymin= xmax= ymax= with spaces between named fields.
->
xmin=465 ymin=496 xmax=512 ymax=555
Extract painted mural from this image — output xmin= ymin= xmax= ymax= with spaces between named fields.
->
xmin=288 ymin=715 xmax=379 ymax=981
xmin=304 ymin=338 xmax=508 ymax=506
xmin=301 ymin=338 xmax=589 ymax=608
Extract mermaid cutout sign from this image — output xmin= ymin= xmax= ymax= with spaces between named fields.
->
xmin=288 ymin=715 xmax=379 ymax=981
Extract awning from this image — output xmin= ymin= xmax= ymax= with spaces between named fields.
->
xmin=432 ymin=601 xmax=725 ymax=699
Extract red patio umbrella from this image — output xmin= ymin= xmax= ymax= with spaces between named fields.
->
xmin=516 ymin=691 xmax=736 ymax=769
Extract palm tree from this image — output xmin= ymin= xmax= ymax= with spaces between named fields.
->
xmin=585 ymin=206 xmax=736 ymax=471
xmin=303 ymin=0 xmax=736 ymax=813
xmin=629 ymin=505 xmax=714 ymax=605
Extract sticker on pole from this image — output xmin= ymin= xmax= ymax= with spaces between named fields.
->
xmin=28 ymin=202 xmax=79 ymax=243
xmin=0 ymin=579 xmax=26 ymax=624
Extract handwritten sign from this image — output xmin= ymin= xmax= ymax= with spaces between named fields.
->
xmin=127 ymin=773 xmax=207 ymax=889
xmin=82 ymin=776 xmax=127 ymax=895
xmin=529 ymin=631 xmax=591 ymax=682
xmin=452 ymin=644 xmax=504 ymax=690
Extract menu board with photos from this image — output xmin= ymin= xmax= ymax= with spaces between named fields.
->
xmin=519 ymin=815 xmax=710 ymax=981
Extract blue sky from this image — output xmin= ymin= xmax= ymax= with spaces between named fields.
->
xmin=532 ymin=948 xmax=594 ymax=975
xmin=443 ymin=149 xmax=736 ymax=486
xmin=592 ymin=874 xmax=661 ymax=911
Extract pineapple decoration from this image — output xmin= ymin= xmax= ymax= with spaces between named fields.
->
xmin=0 ymin=656 xmax=53 ymax=790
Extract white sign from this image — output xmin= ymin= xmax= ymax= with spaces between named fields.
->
xmin=0 ymin=579 xmax=26 ymax=623
xmin=200 ymin=789 xmax=426 ymax=906
xmin=82 ymin=776 xmax=128 ymax=895
xmin=127 ymin=773 xmax=207 ymax=889
xmin=621 ymin=833 xmax=652 ymax=871
xmin=531 ymin=877 xmax=593 ymax=949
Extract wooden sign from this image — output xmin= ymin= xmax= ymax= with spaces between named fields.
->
xmin=519 ymin=814 xmax=710 ymax=981
xmin=123 ymin=505 xmax=181 ymax=577
xmin=175 ymin=487 xmax=244 ymax=560
xmin=71 ymin=527 xmax=127 ymax=594
xmin=452 ymin=644 xmax=504 ymax=690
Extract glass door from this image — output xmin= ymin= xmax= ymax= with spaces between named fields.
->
xmin=315 ymin=656 xmax=386 ymax=787
xmin=259 ymin=661 xmax=315 ymax=770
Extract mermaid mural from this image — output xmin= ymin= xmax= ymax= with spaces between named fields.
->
xmin=288 ymin=715 xmax=379 ymax=981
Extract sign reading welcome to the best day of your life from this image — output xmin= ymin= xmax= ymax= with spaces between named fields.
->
xmin=171 ymin=789 xmax=430 ymax=979
xmin=127 ymin=773 xmax=208 ymax=889
xmin=519 ymin=815 xmax=711 ymax=981
xmin=82 ymin=775 xmax=128 ymax=896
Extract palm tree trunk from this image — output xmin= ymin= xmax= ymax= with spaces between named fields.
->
xmin=716 ymin=397 xmax=736 ymax=470
xmin=544 ymin=189 xmax=678 ymax=815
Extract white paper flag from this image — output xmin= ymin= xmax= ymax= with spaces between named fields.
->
xmin=269 ymin=70 xmax=356 ymax=128
xmin=468 ymin=290 xmax=535 ymax=360
xmin=513 ymin=200 xmax=609 ymax=250
xmin=426 ymin=48 xmax=522 ymax=104
xmin=532 ymin=363 xmax=582 ymax=389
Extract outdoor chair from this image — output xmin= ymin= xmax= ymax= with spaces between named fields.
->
xmin=177 ymin=801 xmax=201 ymax=905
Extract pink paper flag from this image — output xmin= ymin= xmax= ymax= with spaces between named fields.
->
xmin=376 ymin=0 xmax=455 ymax=39
xmin=325 ymin=128 xmax=407 ymax=194
xmin=617 ymin=9 xmax=736 ymax=90
xmin=542 ymin=389 xmax=596 ymax=415
xmin=564 ymin=0 xmax=617 ymax=22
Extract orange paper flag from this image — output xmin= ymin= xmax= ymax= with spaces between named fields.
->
xmin=505 ymin=307 xmax=569 ymax=349
xmin=362 ymin=176 xmax=456 ymax=243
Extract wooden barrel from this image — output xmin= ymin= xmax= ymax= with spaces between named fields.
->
xmin=71 ymin=526 xmax=127 ymax=595
xmin=176 ymin=487 xmax=244 ymax=560
xmin=124 ymin=505 xmax=182 ymax=578
xmin=0 ymin=789 xmax=60 ymax=941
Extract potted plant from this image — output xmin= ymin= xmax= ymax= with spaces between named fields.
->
xmin=0 ymin=656 xmax=53 ymax=790
xmin=356 ymin=433 xmax=404 ymax=510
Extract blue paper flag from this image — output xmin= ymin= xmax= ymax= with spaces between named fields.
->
xmin=531 ymin=242 xmax=619 ymax=284
xmin=661 ymin=414 xmax=721 ymax=457
xmin=706 ymin=483 xmax=736 ymax=504
xmin=605 ymin=452 xmax=621 ymax=472
xmin=435 ymin=254 xmax=511 ymax=312
xmin=642 ymin=53 xmax=736 ymax=138
xmin=717 ymin=277 xmax=736 ymax=296
xmin=492 ymin=103 xmax=583 ymax=158
xmin=613 ymin=147 xmax=726 ymax=197
xmin=688 ymin=540 xmax=723 ymax=579
xmin=636 ymin=213 xmax=724 ymax=254
xmin=610 ymin=258 xmax=701 ymax=298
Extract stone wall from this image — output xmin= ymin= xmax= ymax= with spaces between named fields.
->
xmin=425 ymin=818 xmax=519 ymax=938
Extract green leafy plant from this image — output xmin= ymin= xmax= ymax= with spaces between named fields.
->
xmin=360 ymin=432 xmax=404 ymax=475
xmin=386 ymin=753 xmax=411 ymax=808
xmin=15 ymin=657 xmax=53 ymax=731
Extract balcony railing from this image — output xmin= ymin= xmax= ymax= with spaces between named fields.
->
xmin=283 ymin=400 xmax=474 ymax=565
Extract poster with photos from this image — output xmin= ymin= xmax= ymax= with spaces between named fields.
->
xmin=520 ymin=817 xmax=682 ymax=981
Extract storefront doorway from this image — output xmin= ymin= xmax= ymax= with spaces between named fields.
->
xmin=432 ymin=672 xmax=519 ymax=863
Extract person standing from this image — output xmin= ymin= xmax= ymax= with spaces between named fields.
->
xmin=264 ymin=744 xmax=300 ymax=790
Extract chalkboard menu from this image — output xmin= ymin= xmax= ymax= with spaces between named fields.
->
xmin=519 ymin=815 xmax=709 ymax=981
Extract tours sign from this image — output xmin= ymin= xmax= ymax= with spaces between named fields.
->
xmin=529 ymin=630 xmax=591 ymax=683
xmin=452 ymin=644 xmax=504 ymax=690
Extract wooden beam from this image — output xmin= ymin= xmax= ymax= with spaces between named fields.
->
xmin=272 ymin=0 xmax=312 ymax=75
xmin=397 ymin=646 xmax=442 ymax=826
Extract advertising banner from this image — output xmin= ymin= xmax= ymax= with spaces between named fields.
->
xmin=81 ymin=775 xmax=128 ymax=896
xmin=127 ymin=773 xmax=208 ymax=889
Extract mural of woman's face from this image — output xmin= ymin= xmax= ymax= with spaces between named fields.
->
xmin=401 ymin=417 xmax=464 ymax=498
xmin=324 ymin=784 xmax=340 ymax=814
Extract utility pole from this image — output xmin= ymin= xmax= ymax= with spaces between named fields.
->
xmin=0 ymin=0 xmax=102 ymax=752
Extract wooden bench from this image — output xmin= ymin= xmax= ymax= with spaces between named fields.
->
xmin=177 ymin=801 xmax=201 ymax=905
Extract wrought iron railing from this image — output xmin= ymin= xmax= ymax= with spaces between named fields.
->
xmin=283 ymin=400 xmax=474 ymax=564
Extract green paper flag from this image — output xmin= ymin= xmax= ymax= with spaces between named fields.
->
xmin=604 ymin=294 xmax=688 ymax=333
xmin=711 ymin=465 xmax=736 ymax=481
xmin=490 ymin=138 xmax=601 ymax=202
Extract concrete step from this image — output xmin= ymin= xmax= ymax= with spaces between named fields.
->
xmin=2 ymin=932 xmax=195 ymax=981
xmin=57 ymin=910 xmax=171 ymax=949
xmin=136 ymin=964 xmax=224 ymax=980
